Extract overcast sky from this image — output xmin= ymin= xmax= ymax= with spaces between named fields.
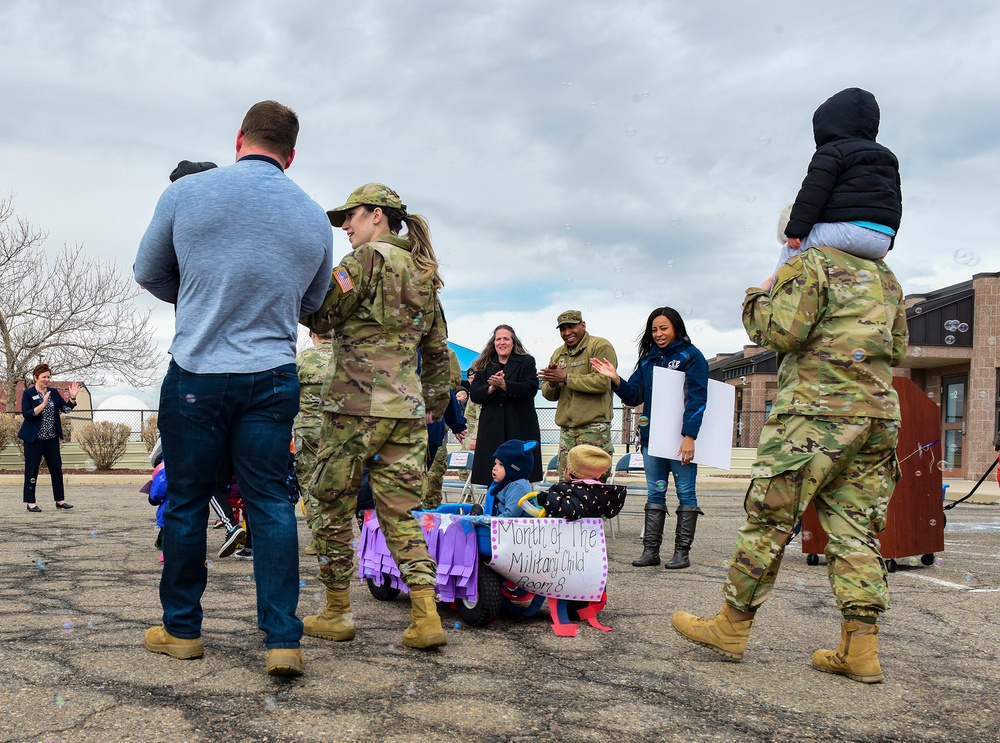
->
xmin=3 ymin=1 xmax=998 ymax=407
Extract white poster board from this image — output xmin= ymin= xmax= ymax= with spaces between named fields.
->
xmin=487 ymin=518 xmax=607 ymax=601
xmin=647 ymin=367 xmax=735 ymax=470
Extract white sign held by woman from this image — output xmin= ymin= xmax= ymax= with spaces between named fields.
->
xmin=647 ymin=367 xmax=735 ymax=469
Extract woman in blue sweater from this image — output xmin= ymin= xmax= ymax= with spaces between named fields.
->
xmin=592 ymin=307 xmax=708 ymax=569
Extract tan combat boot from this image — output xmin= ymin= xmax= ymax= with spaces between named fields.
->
xmin=671 ymin=604 xmax=756 ymax=661
xmin=811 ymin=620 xmax=884 ymax=683
xmin=402 ymin=587 xmax=447 ymax=649
xmin=303 ymin=588 xmax=356 ymax=642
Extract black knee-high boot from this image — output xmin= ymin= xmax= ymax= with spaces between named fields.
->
xmin=664 ymin=506 xmax=703 ymax=569
xmin=632 ymin=503 xmax=668 ymax=567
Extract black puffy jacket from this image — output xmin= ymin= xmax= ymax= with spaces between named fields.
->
xmin=785 ymin=88 xmax=902 ymax=240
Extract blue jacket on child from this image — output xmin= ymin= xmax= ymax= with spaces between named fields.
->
xmin=612 ymin=339 xmax=709 ymax=446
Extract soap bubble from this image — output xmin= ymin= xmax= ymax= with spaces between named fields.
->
xmin=915 ymin=470 xmax=922 ymax=477
xmin=801 ymin=531 xmax=812 ymax=541
xmin=851 ymin=348 xmax=867 ymax=362
xmin=405 ymin=681 xmax=416 ymax=695
xmin=954 ymin=249 xmax=975 ymax=265
xmin=794 ymin=578 xmax=805 ymax=590
xmin=55 ymin=696 xmax=66 ymax=708
xmin=61 ymin=620 xmax=73 ymax=632
xmin=937 ymin=461 xmax=950 ymax=472
xmin=613 ymin=289 xmax=625 ymax=300
xmin=668 ymin=216 xmax=681 ymax=226
xmin=625 ymin=126 xmax=637 ymax=137
xmin=964 ymin=573 xmax=975 ymax=583
xmin=989 ymin=337 xmax=997 ymax=346
xmin=264 ymin=695 xmax=277 ymax=712
xmin=638 ymin=416 xmax=649 ymax=426
xmin=912 ymin=347 xmax=922 ymax=356
xmin=929 ymin=519 xmax=937 ymax=526
xmin=298 ymin=579 xmax=307 ymax=588
xmin=746 ymin=193 xmax=757 ymax=203
xmin=665 ymin=260 xmax=675 ymax=269
xmin=204 ymin=560 xmax=213 ymax=569
xmin=350 ymin=538 xmax=359 ymax=549
xmin=655 ymin=480 xmax=667 ymax=491
xmin=934 ymin=557 xmax=943 ymax=567
xmin=944 ymin=319 xmax=959 ymax=332
xmin=926 ymin=391 xmax=934 ymax=398
xmin=84 ymin=458 xmax=97 ymax=472
xmin=758 ymin=136 xmax=772 ymax=147
xmin=914 ymin=306 xmax=923 ymax=314
xmin=36 ymin=559 xmax=46 ymax=571
xmin=653 ymin=152 xmax=669 ymax=165
xmin=90 ymin=530 xmax=98 ymax=538
xmin=615 ymin=265 xmax=623 ymax=273
xmin=944 ymin=335 xmax=956 ymax=345
xmin=319 ymin=555 xmax=330 ymax=565
xmin=244 ymin=575 xmax=253 ymax=582
xmin=958 ymin=323 xmax=969 ymax=333
xmin=185 ymin=394 xmax=197 ymax=404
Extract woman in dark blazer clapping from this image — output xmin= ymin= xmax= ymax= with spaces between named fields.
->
xmin=18 ymin=364 xmax=80 ymax=511
xmin=468 ymin=325 xmax=542 ymax=485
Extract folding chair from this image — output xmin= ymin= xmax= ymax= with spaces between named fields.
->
xmin=608 ymin=451 xmax=645 ymax=538
xmin=544 ymin=454 xmax=560 ymax=484
xmin=444 ymin=450 xmax=479 ymax=504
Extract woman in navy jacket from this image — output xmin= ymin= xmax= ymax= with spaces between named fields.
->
xmin=592 ymin=307 xmax=708 ymax=570
xmin=18 ymin=363 xmax=80 ymax=511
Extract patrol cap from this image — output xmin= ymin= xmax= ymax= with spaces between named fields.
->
xmin=327 ymin=183 xmax=407 ymax=227
xmin=556 ymin=310 xmax=583 ymax=327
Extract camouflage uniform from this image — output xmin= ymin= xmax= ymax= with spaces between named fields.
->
xmin=724 ymin=248 xmax=907 ymax=620
xmin=541 ymin=331 xmax=618 ymax=481
xmin=303 ymin=233 xmax=450 ymax=591
xmin=293 ymin=338 xmax=336 ymax=550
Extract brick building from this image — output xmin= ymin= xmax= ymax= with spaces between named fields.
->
xmin=707 ymin=270 xmax=999 ymax=481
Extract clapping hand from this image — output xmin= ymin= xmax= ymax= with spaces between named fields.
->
xmin=488 ymin=370 xmax=506 ymax=392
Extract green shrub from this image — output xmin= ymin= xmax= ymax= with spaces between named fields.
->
xmin=0 ymin=413 xmax=17 ymax=453
xmin=141 ymin=415 xmax=159 ymax=453
xmin=74 ymin=421 xmax=131 ymax=470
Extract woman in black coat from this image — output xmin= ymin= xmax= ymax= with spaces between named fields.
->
xmin=18 ymin=363 xmax=80 ymax=511
xmin=469 ymin=325 xmax=542 ymax=485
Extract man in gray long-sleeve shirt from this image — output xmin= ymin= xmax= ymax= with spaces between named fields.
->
xmin=134 ymin=100 xmax=333 ymax=677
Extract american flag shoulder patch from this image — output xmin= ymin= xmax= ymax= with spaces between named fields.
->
xmin=333 ymin=267 xmax=354 ymax=292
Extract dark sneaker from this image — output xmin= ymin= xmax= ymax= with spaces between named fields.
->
xmin=233 ymin=547 xmax=254 ymax=561
xmin=218 ymin=526 xmax=247 ymax=558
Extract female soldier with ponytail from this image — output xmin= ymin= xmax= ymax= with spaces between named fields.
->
xmin=302 ymin=183 xmax=451 ymax=649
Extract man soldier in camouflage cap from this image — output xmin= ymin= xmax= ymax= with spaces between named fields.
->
xmin=673 ymin=246 xmax=908 ymax=684
xmin=293 ymin=331 xmax=337 ymax=556
xmin=302 ymin=182 xmax=451 ymax=650
xmin=539 ymin=311 xmax=618 ymax=482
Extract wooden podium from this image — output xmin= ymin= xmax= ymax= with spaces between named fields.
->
xmin=800 ymin=376 xmax=945 ymax=571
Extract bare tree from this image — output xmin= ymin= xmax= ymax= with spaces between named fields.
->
xmin=0 ymin=195 xmax=162 ymax=410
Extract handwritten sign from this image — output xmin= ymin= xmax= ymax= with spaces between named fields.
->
xmin=487 ymin=518 xmax=608 ymax=601
xmin=448 ymin=451 xmax=471 ymax=467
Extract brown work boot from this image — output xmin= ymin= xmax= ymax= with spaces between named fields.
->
xmin=303 ymin=588 xmax=356 ymax=642
xmin=266 ymin=648 xmax=303 ymax=676
xmin=144 ymin=625 xmax=204 ymax=660
xmin=303 ymin=542 xmax=318 ymax=556
xmin=402 ymin=587 xmax=447 ymax=649
xmin=671 ymin=604 xmax=756 ymax=661
xmin=811 ymin=620 xmax=884 ymax=683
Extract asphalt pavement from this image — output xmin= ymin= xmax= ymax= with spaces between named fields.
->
xmin=1 ymin=479 xmax=998 ymax=743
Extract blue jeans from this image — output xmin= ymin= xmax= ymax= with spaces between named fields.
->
xmin=641 ymin=446 xmax=698 ymax=508
xmin=158 ymin=360 xmax=302 ymax=649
